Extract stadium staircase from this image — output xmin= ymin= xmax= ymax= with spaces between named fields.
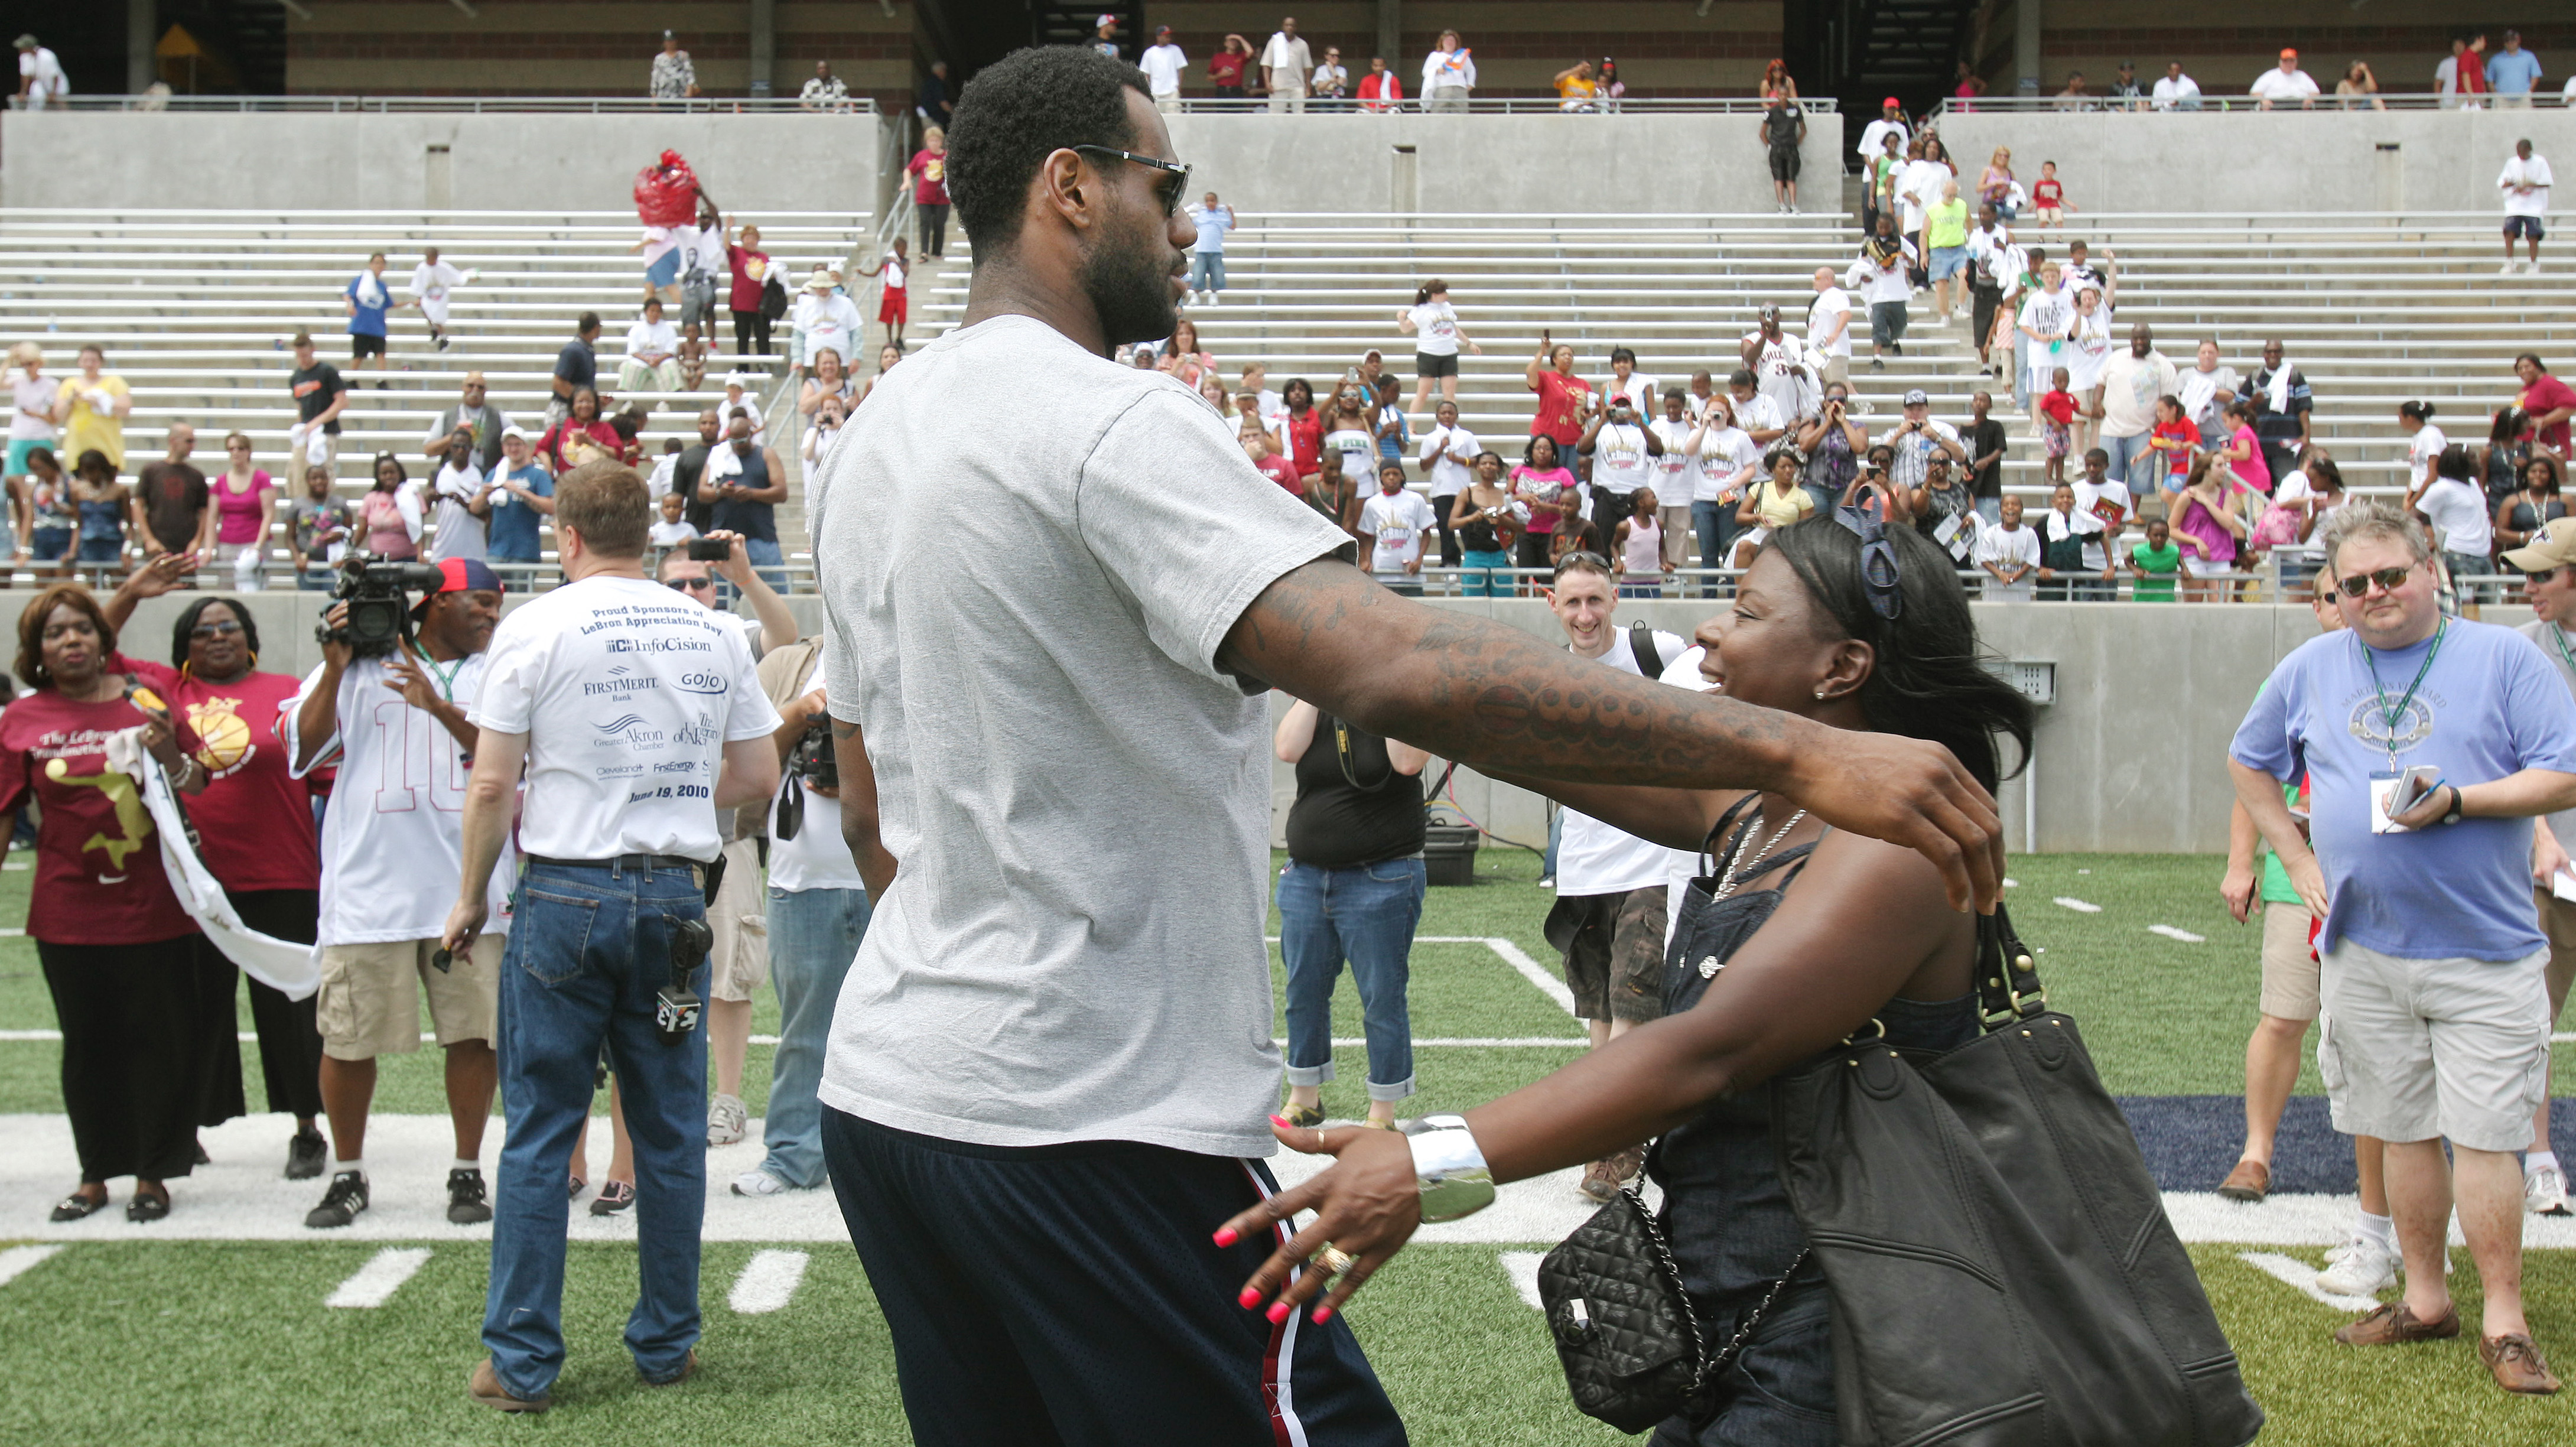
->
xmin=4 ymin=206 xmax=2570 ymax=586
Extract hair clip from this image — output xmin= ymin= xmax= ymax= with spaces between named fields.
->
xmin=1835 ymin=505 xmax=1905 ymax=620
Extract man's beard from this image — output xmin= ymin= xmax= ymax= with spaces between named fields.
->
xmin=1078 ymin=219 xmax=1179 ymax=352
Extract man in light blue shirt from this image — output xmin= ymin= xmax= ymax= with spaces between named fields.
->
xmin=2487 ymin=31 xmax=2544 ymax=100
xmin=344 ymin=251 xmax=395 ymax=389
xmin=1186 ymin=191 xmax=1234 ymax=305
xmin=2230 ymin=499 xmax=2575 ymax=1393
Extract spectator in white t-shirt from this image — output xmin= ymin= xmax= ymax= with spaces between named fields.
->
xmin=1806 ymin=266 xmax=1854 ymax=389
xmin=1741 ymin=304 xmax=1818 ymax=427
xmin=2251 ymin=50 xmax=2321 ymax=110
xmin=2179 ymin=339 xmax=2242 ymax=451
xmin=2152 ymin=61 xmax=2201 ymax=110
xmin=1421 ymin=30 xmax=1474 ymax=112
xmin=618 ymin=298 xmax=683 ymax=396
xmin=1139 ymin=27 xmax=1188 ymax=111
xmin=1397 ymin=279 xmax=1482 ymax=412
xmin=1416 ymin=399 xmax=1478 ymax=566
xmin=1880 ymin=388 xmax=1967 ymax=493
xmin=1357 ymin=461 xmax=1437 ymax=594
xmin=1311 ymin=47 xmax=1349 ymax=110
xmin=1848 ymin=216 xmax=1916 ymax=369
xmin=1648 ymin=389 xmax=1700 ymax=574
xmin=1261 ymin=19 xmax=1312 ymax=112
xmin=428 ymin=427 xmax=496 ymax=562
xmin=1976 ymin=495 xmax=2042 ymax=600
xmin=1856 ymin=97 xmax=1908 ymax=163
xmin=2499 ymin=139 xmax=2553 ymax=275
xmin=14 ymin=35 xmax=68 ymax=110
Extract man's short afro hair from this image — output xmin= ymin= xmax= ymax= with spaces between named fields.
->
xmin=947 ymin=47 xmax=1152 ymax=261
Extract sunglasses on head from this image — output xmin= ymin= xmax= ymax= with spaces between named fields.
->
xmin=1550 ymin=551 xmax=1609 ymax=577
xmin=2334 ymin=564 xmax=2416 ymax=599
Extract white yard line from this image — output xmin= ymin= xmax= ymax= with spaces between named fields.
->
xmin=728 ymin=1248 xmax=809 ymax=1313
xmin=1 ymin=1029 xmax=1585 ymax=1048
xmin=2053 ymin=897 xmax=2103 ymax=913
xmin=2148 ymin=925 xmax=2206 ymax=944
xmin=2235 ymin=1250 xmax=2380 ymax=1313
xmin=1420 ymin=935 xmax=1580 ymax=1017
xmin=0 ymin=1244 xmax=63 ymax=1287
xmin=1497 ymin=1251 xmax=1547 ymax=1311
xmin=324 ymin=1246 xmax=432 ymax=1308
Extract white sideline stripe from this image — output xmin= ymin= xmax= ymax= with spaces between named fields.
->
xmin=2559 ymin=1032 xmax=2576 ymax=1043
xmin=2148 ymin=925 xmax=2207 ymax=944
xmin=2053 ymin=897 xmax=2104 ymax=913
xmin=324 ymin=1246 xmax=431 ymax=1308
xmin=727 ymin=1248 xmax=808 ymax=1314
xmin=2235 ymin=1251 xmax=2381 ymax=1313
xmin=2002 ymin=878 xmax=2018 ymax=888
xmin=0 ymin=1244 xmax=64 ymax=1287
xmin=0 ymin=1029 xmax=1586 ymax=1048
xmin=1497 ymin=1251 xmax=1547 ymax=1311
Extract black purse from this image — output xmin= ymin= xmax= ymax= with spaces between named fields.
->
xmin=1535 ymin=1182 xmax=1805 ymax=1435
xmin=1771 ymin=906 xmax=2265 ymax=1446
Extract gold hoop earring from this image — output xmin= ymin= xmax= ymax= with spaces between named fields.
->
xmin=246 ymin=650 xmax=257 ymax=668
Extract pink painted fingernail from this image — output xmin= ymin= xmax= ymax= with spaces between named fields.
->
xmin=1310 ymin=1305 xmax=1333 ymax=1324
xmin=1266 ymin=1300 xmax=1293 ymax=1324
xmin=1238 ymin=1287 xmax=1261 ymax=1309
xmin=1212 ymin=1227 xmax=1240 ymax=1248
xmin=1269 ymin=1114 xmax=1291 ymax=1129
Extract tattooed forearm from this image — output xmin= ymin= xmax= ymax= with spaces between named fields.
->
xmin=1231 ymin=559 xmax=1803 ymax=792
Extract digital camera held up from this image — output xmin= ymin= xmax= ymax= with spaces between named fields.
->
xmin=316 ymin=554 xmax=449 ymax=659
xmin=773 ymin=717 xmax=839 ymax=842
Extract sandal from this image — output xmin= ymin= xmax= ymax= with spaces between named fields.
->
xmin=49 ymin=1191 xmax=106 ymax=1222
xmin=126 ymin=1186 xmax=170 ymax=1223
xmin=589 ymin=1180 xmax=636 ymax=1217
xmin=567 ymin=1175 xmax=587 ymax=1201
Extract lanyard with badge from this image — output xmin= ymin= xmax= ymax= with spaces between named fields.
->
xmin=2360 ymin=619 xmax=2446 ymax=833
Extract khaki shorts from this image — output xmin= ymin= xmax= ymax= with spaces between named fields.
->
xmin=317 ymin=934 xmax=502 ymax=1061
xmin=2317 ymin=938 xmax=2551 ymax=1153
xmin=2256 ymin=900 xmax=2320 ymax=1020
xmin=1819 ymin=354 xmax=1850 ymax=390
xmin=708 ymin=837 xmax=770 ymax=1003
xmin=2539 ymin=889 xmax=2576 ymax=1023
xmin=1558 ymin=886 xmax=1670 ymax=1024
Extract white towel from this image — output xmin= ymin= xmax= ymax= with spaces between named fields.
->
xmin=2263 ymin=363 xmax=2295 ymax=414
xmin=103 ymin=728 xmax=317 ymax=999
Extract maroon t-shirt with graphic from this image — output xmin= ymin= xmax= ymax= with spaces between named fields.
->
xmin=0 ymin=683 xmax=199 ymax=945
xmin=142 ymin=663 xmax=320 ymax=894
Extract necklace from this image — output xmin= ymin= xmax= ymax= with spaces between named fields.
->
xmin=1712 ymin=807 xmax=1809 ymax=903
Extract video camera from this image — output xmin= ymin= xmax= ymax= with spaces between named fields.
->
xmin=314 ymin=555 xmax=450 ymax=659
xmin=773 ymin=717 xmax=838 ymax=841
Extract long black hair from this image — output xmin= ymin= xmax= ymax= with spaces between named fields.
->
xmin=169 ymin=595 xmax=260 ymax=672
xmin=1766 ymin=516 xmax=2033 ymax=793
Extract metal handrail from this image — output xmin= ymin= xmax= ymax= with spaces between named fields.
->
xmin=6 ymin=93 xmax=1827 ymax=118
xmin=1928 ymin=93 xmax=2565 ymax=118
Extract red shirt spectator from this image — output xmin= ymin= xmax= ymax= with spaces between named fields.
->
xmin=1357 ymin=61 xmax=1404 ymax=111
xmin=1208 ymin=45 xmax=1248 ymax=92
xmin=0 ymin=668 xmax=199 ymax=946
xmin=1526 ymin=342 xmax=1595 ymax=452
xmin=726 ymin=229 xmax=772 ymax=314
xmin=1254 ymin=448 xmax=1302 ymax=493
xmin=907 ymin=145 xmax=949 ymax=206
xmin=2515 ymin=355 xmax=2576 ymax=456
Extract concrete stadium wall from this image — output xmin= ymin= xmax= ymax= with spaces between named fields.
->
xmin=31 ymin=587 xmax=2516 ymax=857
xmin=0 ymin=111 xmax=881 ymax=216
xmin=1163 ymin=112 xmax=1837 ymax=215
xmin=1933 ymin=109 xmax=2576 ymax=217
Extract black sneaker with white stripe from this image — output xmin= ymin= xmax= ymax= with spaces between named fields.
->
xmin=447 ymin=1168 xmax=492 ymax=1225
xmin=305 ymin=1170 xmax=369 ymax=1229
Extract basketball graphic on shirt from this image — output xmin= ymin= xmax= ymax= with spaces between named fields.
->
xmin=187 ymin=696 xmax=255 ymax=779
xmin=923 ymin=157 xmax=944 ymax=184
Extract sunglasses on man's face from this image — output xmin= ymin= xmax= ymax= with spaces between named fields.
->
xmin=2334 ymin=564 xmax=2417 ymax=599
xmin=669 ymin=575 xmax=715 ymax=593
xmin=1071 ymin=145 xmax=1193 ymax=219
xmin=2523 ymin=567 xmax=2563 ymax=587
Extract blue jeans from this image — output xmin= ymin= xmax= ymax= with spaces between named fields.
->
xmin=1190 ymin=251 xmax=1226 ymax=292
xmin=1544 ymin=809 xmax=1563 ymax=877
xmin=760 ymin=885 xmax=870 ymax=1189
xmin=1692 ymin=500 xmax=1736 ymax=597
xmin=484 ymin=857 xmax=711 ymax=1399
xmin=743 ymin=535 xmax=788 ymax=591
xmin=2100 ymin=430 xmax=2153 ymax=488
xmin=1276 ymin=857 xmax=1422 ymax=1100
xmin=1459 ymin=547 xmax=1511 ymax=596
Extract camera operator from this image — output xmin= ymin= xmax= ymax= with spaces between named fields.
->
xmin=444 ymin=461 xmax=779 ymax=1412
xmin=283 ymin=555 xmax=515 ymax=1231
xmin=658 ymin=530 xmax=796 ymax=1145
xmin=730 ymin=635 xmax=894 ymax=1198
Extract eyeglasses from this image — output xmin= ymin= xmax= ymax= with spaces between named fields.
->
xmin=668 ymin=575 xmax=715 ymax=592
xmin=2523 ymin=567 xmax=2562 ymax=587
xmin=189 ymin=621 xmax=244 ymax=640
xmin=2334 ymin=564 xmax=2417 ymax=599
xmin=1071 ymin=145 xmax=1193 ymax=217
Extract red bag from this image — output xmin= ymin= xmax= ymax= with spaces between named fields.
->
xmin=633 ymin=150 xmax=701 ymax=227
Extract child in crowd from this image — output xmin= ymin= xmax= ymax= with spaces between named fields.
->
xmin=1974 ymin=493 xmax=2041 ymax=601
xmin=648 ymin=489 xmax=700 ymax=552
xmin=2073 ymin=446 xmax=2133 ymax=541
xmin=2146 ymin=395 xmax=2203 ymax=502
xmin=855 ymin=235 xmax=910 ymax=349
xmin=1611 ymin=485 xmax=1670 ymax=597
xmin=2128 ymin=517 xmax=2183 ymax=601
xmin=678 ymin=321 xmax=708 ymax=392
xmin=2031 ymin=161 xmax=2070 ymax=226
xmin=2038 ymin=366 xmax=2079 ymax=483
xmin=646 ymin=435 xmax=683 ymax=496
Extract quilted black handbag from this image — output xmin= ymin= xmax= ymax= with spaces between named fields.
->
xmin=1771 ymin=906 xmax=2265 ymax=1446
xmin=1535 ymin=1183 xmax=1804 ymax=1434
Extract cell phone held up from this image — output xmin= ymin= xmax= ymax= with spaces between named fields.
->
xmin=686 ymin=537 xmax=731 ymax=562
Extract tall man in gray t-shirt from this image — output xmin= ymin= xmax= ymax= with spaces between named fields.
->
xmin=806 ymin=48 xmax=2005 ymax=1445
xmin=2500 ymin=518 xmax=2576 ymax=1220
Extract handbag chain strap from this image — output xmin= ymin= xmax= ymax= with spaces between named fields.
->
xmin=1623 ymin=1184 xmax=1810 ymax=1391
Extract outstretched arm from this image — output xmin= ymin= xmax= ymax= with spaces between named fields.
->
xmin=1218 ymin=558 xmax=2002 ymax=909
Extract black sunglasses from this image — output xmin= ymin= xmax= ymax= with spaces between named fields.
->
xmin=1550 ymin=551 xmax=1609 ymax=577
xmin=668 ymin=575 xmax=715 ymax=591
xmin=2334 ymin=564 xmax=2416 ymax=599
xmin=1071 ymin=145 xmax=1193 ymax=217
xmin=2523 ymin=567 xmax=2562 ymax=587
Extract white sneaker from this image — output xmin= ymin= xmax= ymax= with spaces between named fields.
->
xmin=2315 ymin=1232 xmax=2401 ymax=1296
xmin=1204 ymin=292 xmax=1219 ymax=306
xmin=2503 ymin=261 xmax=2525 ymax=275
xmin=2529 ymin=1163 xmax=2573 ymax=1216
xmin=731 ymin=1169 xmax=791 ymax=1198
xmin=2528 ymin=260 xmax=2544 ymax=275
xmin=706 ymin=1092 xmax=748 ymax=1147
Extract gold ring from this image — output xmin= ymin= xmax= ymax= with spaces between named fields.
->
xmin=1313 ymin=1244 xmax=1356 ymax=1277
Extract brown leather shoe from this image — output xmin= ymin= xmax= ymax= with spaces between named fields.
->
xmin=468 ymin=1358 xmax=549 ymax=1413
xmin=643 ymin=1347 xmax=700 ymax=1387
xmin=2215 ymin=1159 xmax=2270 ymax=1203
xmin=2334 ymin=1300 xmax=2461 ymax=1346
xmin=2480 ymin=1334 xmax=2563 ymax=1394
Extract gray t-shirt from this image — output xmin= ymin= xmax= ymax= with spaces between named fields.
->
xmin=809 ymin=314 xmax=1354 ymax=1156
xmin=2519 ymin=618 xmax=2576 ymax=851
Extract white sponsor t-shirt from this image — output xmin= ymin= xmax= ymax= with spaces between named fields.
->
xmin=1407 ymin=300 xmax=1462 ymax=357
xmin=1589 ymin=421 xmax=1654 ymax=496
xmin=1417 ymin=422 xmax=1479 ymax=497
xmin=1359 ymin=487 xmax=1437 ymax=574
xmin=1650 ymin=417 xmax=1696 ymax=499
xmin=285 ymin=652 xmax=516 ymax=947
xmin=766 ymin=653 xmax=866 ymax=893
xmin=469 ymin=575 xmax=779 ymax=862
xmin=1560 ymin=629 xmax=1693 ymax=896
xmin=1691 ymin=424 xmax=1759 ymax=505
xmin=2419 ymin=476 xmax=2493 ymax=557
